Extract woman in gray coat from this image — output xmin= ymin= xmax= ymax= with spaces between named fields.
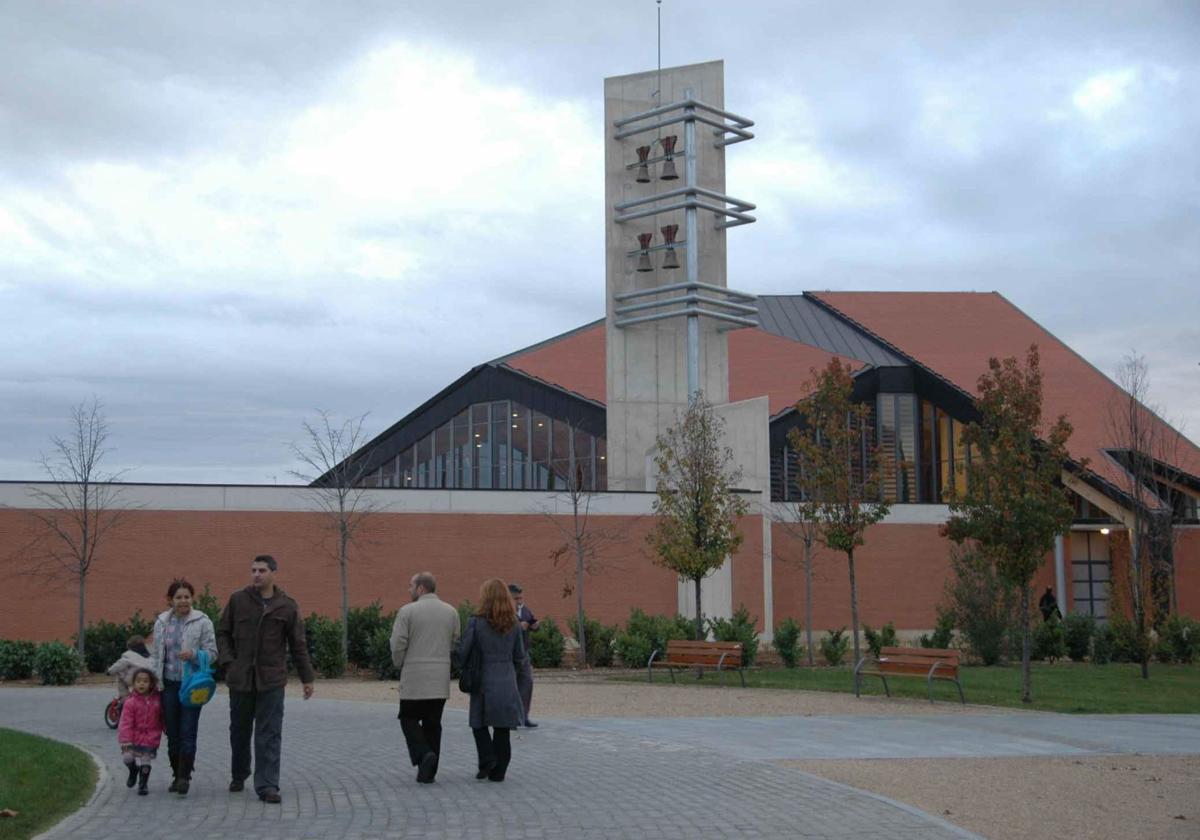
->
xmin=458 ymin=578 xmax=526 ymax=782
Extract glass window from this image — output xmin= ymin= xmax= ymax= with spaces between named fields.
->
xmin=574 ymin=428 xmax=594 ymax=491
xmin=471 ymin=404 xmax=491 ymax=489
xmin=530 ymin=411 xmax=551 ymax=489
xmin=920 ymin=401 xmax=936 ymax=503
xmin=938 ymin=410 xmax=954 ymax=501
xmin=896 ymin=395 xmax=916 ymax=503
xmin=510 ymin=403 xmax=529 ymax=489
xmin=434 ymin=422 xmax=452 ymax=488
xmin=491 ymin=401 xmax=509 ymax=489
xmin=416 ymin=433 xmax=433 ymax=488
xmin=551 ymin=418 xmax=571 ymax=490
xmin=452 ymin=409 xmax=470 ymax=488
xmin=595 ymin=436 xmax=607 ymax=490
xmin=878 ymin=395 xmax=898 ymax=502
xmin=400 ymin=446 xmax=415 ymax=488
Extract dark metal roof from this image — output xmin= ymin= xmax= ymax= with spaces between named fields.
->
xmin=756 ymin=295 xmax=906 ymax=367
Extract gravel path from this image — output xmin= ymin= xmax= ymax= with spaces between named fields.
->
xmin=789 ymin=755 xmax=1200 ymax=840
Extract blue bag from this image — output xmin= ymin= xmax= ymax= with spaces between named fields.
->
xmin=179 ymin=650 xmax=217 ymax=708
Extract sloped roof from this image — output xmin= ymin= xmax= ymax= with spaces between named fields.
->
xmin=810 ymin=291 xmax=1200 ymax=489
xmin=504 ymin=318 xmax=868 ymax=417
xmin=756 ymin=295 xmax=904 ymax=366
xmin=502 ymin=320 xmax=606 ymax=403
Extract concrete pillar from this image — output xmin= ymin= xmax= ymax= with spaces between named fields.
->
xmin=1054 ymin=533 xmax=1067 ymax=616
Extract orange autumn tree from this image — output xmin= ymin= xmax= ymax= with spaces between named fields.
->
xmin=946 ymin=345 xmax=1074 ymax=704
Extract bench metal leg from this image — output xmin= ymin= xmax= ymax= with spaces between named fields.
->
xmin=954 ymin=678 xmax=965 ymax=705
xmin=737 ymin=667 xmax=745 ymax=688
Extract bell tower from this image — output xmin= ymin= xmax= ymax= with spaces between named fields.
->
xmin=603 ymin=60 xmax=759 ymax=491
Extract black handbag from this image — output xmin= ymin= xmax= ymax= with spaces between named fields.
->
xmin=457 ymin=617 xmax=483 ymax=694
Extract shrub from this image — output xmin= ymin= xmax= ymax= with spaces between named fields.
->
xmin=76 ymin=619 xmax=128 ymax=674
xmin=368 ymin=624 xmax=399 ymax=680
xmin=304 ymin=613 xmax=346 ymax=678
xmin=707 ymin=605 xmax=760 ymax=666
xmin=34 ymin=641 xmax=81 ymax=685
xmin=1108 ymin=613 xmax=1143 ymax=663
xmin=0 ymin=640 xmax=39 ymax=680
xmin=1062 ymin=613 xmax=1095 ymax=662
xmin=819 ymin=628 xmax=849 ymax=667
xmin=1091 ymin=623 xmax=1115 ymax=664
xmin=75 ymin=609 xmax=156 ymax=674
xmin=613 ymin=609 xmax=693 ymax=668
xmin=917 ymin=608 xmax=956 ymax=650
xmin=1160 ymin=615 xmax=1200 ymax=664
xmin=347 ymin=602 xmax=392 ymax=669
xmin=194 ymin=584 xmax=223 ymax=625
xmin=945 ymin=545 xmax=1017 ymax=665
xmin=528 ymin=618 xmax=564 ymax=668
xmin=566 ymin=614 xmax=617 ymax=667
xmin=863 ymin=621 xmax=897 ymax=659
xmin=1154 ymin=634 xmax=1175 ymax=664
xmin=457 ymin=600 xmax=476 ymax=635
xmin=1032 ymin=616 xmax=1066 ymax=662
xmin=772 ymin=618 xmax=803 ymax=668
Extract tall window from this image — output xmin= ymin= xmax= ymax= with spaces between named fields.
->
xmin=877 ymin=393 xmax=917 ymax=503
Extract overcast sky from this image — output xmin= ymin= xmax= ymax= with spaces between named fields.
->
xmin=2 ymin=1 xmax=1197 ymax=483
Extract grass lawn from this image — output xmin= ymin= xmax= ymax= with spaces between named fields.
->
xmin=0 ymin=729 xmax=96 ymax=840
xmin=620 ymin=662 xmax=1200 ymax=714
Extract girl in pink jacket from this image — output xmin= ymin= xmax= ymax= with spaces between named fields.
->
xmin=117 ymin=669 xmax=165 ymax=795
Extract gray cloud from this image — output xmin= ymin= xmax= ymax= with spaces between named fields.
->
xmin=1 ymin=1 xmax=1196 ymax=482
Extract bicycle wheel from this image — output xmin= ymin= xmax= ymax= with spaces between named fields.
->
xmin=104 ymin=698 xmax=121 ymax=729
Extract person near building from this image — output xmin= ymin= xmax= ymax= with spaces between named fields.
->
xmin=507 ymin=582 xmax=539 ymax=727
xmin=390 ymin=571 xmax=460 ymax=784
xmin=460 ymin=578 xmax=526 ymax=782
xmin=1039 ymin=586 xmax=1062 ymax=622
xmin=217 ymin=554 xmax=315 ymax=804
xmin=151 ymin=578 xmax=217 ymax=796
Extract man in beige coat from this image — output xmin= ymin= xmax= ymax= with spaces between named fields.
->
xmin=390 ymin=572 xmax=460 ymax=784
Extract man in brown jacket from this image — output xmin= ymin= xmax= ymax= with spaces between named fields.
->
xmin=217 ymin=554 xmax=315 ymax=803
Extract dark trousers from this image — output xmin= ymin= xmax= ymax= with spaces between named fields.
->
xmin=399 ymin=698 xmax=446 ymax=766
xmin=228 ymin=687 xmax=285 ymax=795
xmin=160 ymin=679 xmax=202 ymax=760
xmin=472 ymin=727 xmax=512 ymax=779
xmin=516 ymin=655 xmax=534 ymax=723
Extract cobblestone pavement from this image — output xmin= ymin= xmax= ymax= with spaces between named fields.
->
xmin=1 ymin=687 xmax=977 ymax=840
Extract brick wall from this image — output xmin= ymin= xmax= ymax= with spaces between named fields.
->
xmin=0 ymin=508 xmax=681 ymax=642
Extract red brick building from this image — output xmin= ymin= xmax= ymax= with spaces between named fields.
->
xmin=3 ymin=292 xmax=1197 ymax=643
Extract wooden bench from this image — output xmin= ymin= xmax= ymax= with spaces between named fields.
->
xmin=854 ymin=646 xmax=965 ymax=704
xmin=647 ymin=640 xmax=746 ymax=687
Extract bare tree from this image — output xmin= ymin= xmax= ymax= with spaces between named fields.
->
xmin=1106 ymin=353 xmax=1193 ymax=678
xmin=544 ymin=457 xmax=627 ymax=668
xmin=775 ymin=504 xmax=820 ymax=668
xmin=25 ymin=398 xmax=133 ymax=662
xmin=291 ymin=410 xmax=378 ymax=664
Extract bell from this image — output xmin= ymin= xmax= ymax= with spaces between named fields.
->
xmin=660 ymin=224 xmax=679 ymax=270
xmin=636 ymin=232 xmax=654 ymax=272
xmin=660 ymin=135 xmax=679 ymax=181
xmin=661 ymin=246 xmax=679 ymax=270
xmin=635 ymin=145 xmax=651 ymax=183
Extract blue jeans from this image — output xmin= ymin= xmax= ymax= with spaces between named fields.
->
xmin=160 ymin=679 xmax=203 ymax=759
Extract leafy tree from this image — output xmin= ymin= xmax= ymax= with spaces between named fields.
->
xmin=945 ymin=345 xmax=1074 ymax=703
xmin=24 ymin=398 xmax=134 ymax=665
xmin=648 ymin=396 xmax=749 ymax=641
xmin=787 ymin=359 xmax=891 ymax=672
xmin=291 ymin=410 xmax=378 ymax=666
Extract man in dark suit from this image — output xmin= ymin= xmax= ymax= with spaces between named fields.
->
xmin=508 ymin=583 xmax=539 ymax=728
